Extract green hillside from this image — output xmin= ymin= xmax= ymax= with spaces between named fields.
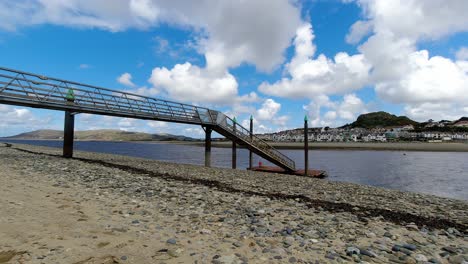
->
xmin=5 ymin=129 xmax=197 ymax=141
xmin=343 ymin=112 xmax=419 ymax=129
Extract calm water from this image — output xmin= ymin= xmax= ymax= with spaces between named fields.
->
xmin=2 ymin=139 xmax=467 ymax=201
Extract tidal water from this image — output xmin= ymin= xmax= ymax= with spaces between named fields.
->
xmin=2 ymin=139 xmax=467 ymax=201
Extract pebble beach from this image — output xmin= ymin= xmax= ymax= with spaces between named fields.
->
xmin=0 ymin=143 xmax=467 ymax=263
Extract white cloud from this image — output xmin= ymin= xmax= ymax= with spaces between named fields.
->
xmin=257 ymin=99 xmax=281 ymax=121
xmin=345 ymin=0 xmax=468 ymax=121
xmin=117 ymin=118 xmax=137 ymax=130
xmin=345 ymin=20 xmax=372 ymax=44
xmin=1 ymin=0 xmax=301 ymax=72
xmin=148 ymin=121 xmax=168 ymax=129
xmin=130 ymin=86 xmax=159 ymax=96
xmin=351 ymin=0 xmax=468 ymax=42
xmin=149 ymin=62 xmax=238 ymax=105
xmin=255 ymin=99 xmax=290 ymax=127
xmin=0 ymin=106 xmax=52 ymax=136
xmin=153 ymin=36 xmax=169 ymax=53
xmin=1 ymin=0 xmax=303 ymax=109
xmin=79 ymin=64 xmax=91 ymax=69
xmin=374 ymin=50 xmax=468 ymax=104
xmin=259 ymin=23 xmax=371 ymax=99
xmin=456 ymin=47 xmax=468 ymax=61
xmin=404 ymin=102 xmax=468 ymax=121
xmin=117 ymin=72 xmax=136 ymax=87
xmin=303 ymin=94 xmax=367 ymax=127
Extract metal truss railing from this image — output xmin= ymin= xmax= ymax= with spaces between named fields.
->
xmin=214 ymin=113 xmax=296 ymax=170
xmin=0 ymin=67 xmax=213 ymax=125
xmin=0 ymin=66 xmax=295 ymax=171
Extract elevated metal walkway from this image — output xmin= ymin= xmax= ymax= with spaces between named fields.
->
xmin=0 ymin=67 xmax=295 ymax=171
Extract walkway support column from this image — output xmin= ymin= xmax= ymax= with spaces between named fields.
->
xmin=205 ymin=126 xmax=212 ymax=167
xmin=304 ymin=115 xmax=309 ymax=176
xmin=249 ymin=115 xmax=253 ymax=169
xmin=232 ymin=117 xmax=237 ymax=169
xmin=63 ymin=110 xmax=75 ymax=158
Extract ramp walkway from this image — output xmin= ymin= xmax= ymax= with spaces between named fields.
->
xmin=0 ymin=67 xmax=295 ymax=171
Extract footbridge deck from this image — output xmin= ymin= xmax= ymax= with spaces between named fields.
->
xmin=0 ymin=67 xmax=295 ymax=171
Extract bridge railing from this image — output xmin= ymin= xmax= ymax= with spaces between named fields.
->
xmin=215 ymin=112 xmax=296 ymax=170
xmin=0 ymin=66 xmax=295 ymax=170
xmin=0 ymin=67 xmax=214 ymax=125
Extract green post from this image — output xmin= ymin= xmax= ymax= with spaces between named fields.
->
xmin=66 ymin=89 xmax=75 ymax=102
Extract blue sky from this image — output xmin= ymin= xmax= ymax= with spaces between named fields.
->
xmin=0 ymin=0 xmax=467 ymax=137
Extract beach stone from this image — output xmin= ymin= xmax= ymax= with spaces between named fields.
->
xmin=217 ymin=255 xmax=237 ymax=264
xmin=346 ymin=246 xmax=360 ymax=256
xmin=405 ymin=256 xmax=417 ymax=264
xmin=443 ymin=246 xmax=458 ymax=254
xmin=166 ymin=238 xmax=177 ymax=245
xmin=414 ymin=254 xmax=428 ymax=262
xmin=360 ymin=249 xmax=377 ymax=258
xmin=200 ymin=229 xmax=212 ymax=235
xmin=392 ymin=245 xmax=402 ymax=252
xmin=325 ymin=253 xmax=335 ymax=260
xmin=449 ymin=255 xmax=467 ymax=264
xmin=352 ymin=254 xmax=361 ymax=262
xmin=403 ymin=244 xmax=417 ymax=251
xmin=406 ymin=224 xmax=419 ymax=231
xmin=441 ymin=251 xmax=451 ymax=258
xmin=167 ymin=248 xmax=183 ymax=257
xmin=233 ymin=242 xmax=243 ymax=248
xmin=428 ymin=257 xmax=443 ymax=263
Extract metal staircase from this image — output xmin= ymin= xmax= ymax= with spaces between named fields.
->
xmin=0 ymin=66 xmax=296 ymax=171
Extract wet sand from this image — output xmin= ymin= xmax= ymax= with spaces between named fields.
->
xmin=184 ymin=141 xmax=468 ymax=152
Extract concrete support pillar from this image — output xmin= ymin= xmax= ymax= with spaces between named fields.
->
xmin=63 ymin=110 xmax=75 ymax=158
xmin=304 ymin=115 xmax=309 ymax=176
xmin=249 ymin=115 xmax=253 ymax=169
xmin=205 ymin=126 xmax=212 ymax=167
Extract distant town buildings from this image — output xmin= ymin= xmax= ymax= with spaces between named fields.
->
xmin=258 ymin=126 xmax=468 ymax=143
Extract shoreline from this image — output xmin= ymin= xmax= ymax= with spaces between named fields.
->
xmin=182 ymin=141 xmax=468 ymax=152
xmin=3 ymin=138 xmax=468 ymax=152
xmin=1 ymin=142 xmax=467 ymax=263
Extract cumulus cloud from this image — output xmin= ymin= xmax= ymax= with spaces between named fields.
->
xmin=117 ymin=72 xmax=136 ymax=87
xmin=1 ymin=0 xmax=303 ymax=109
xmin=350 ymin=0 xmax=468 ymax=42
xmin=346 ymin=0 xmax=468 ymax=121
xmin=148 ymin=62 xmax=238 ymax=105
xmin=345 ymin=20 xmax=372 ymax=44
xmin=1 ymin=0 xmax=301 ymax=72
xmin=0 ymin=105 xmax=52 ymax=136
xmin=256 ymin=99 xmax=280 ymax=121
xmin=259 ymin=23 xmax=371 ymax=99
xmin=254 ymin=98 xmax=290 ymax=127
xmin=303 ymin=94 xmax=367 ymax=127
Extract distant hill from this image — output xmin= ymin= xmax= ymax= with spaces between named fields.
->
xmin=342 ymin=111 xmax=419 ymax=129
xmin=4 ymin=129 xmax=197 ymax=141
